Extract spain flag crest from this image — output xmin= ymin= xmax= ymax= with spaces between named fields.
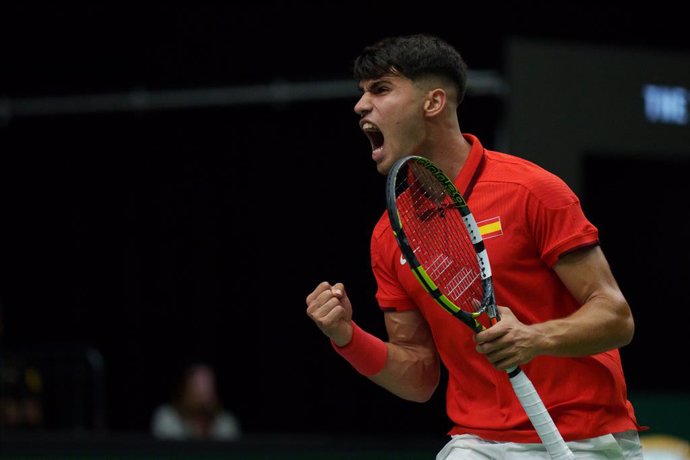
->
xmin=477 ymin=216 xmax=503 ymax=240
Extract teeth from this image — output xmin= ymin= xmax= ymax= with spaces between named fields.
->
xmin=362 ymin=122 xmax=379 ymax=132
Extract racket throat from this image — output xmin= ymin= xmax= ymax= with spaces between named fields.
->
xmin=451 ymin=310 xmax=483 ymax=333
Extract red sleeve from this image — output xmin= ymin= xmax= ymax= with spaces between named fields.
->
xmin=370 ymin=214 xmax=418 ymax=312
xmin=527 ymin=174 xmax=599 ymax=267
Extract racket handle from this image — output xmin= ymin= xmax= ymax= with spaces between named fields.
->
xmin=507 ymin=366 xmax=575 ymax=460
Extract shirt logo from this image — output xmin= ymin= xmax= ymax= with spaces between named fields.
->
xmin=477 ymin=216 xmax=503 ymax=240
xmin=400 ymin=254 xmax=407 ymax=265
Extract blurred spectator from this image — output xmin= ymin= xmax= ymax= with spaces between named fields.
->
xmin=151 ymin=363 xmax=240 ymax=440
xmin=0 ymin=302 xmax=44 ymax=430
xmin=0 ymin=355 xmax=44 ymax=429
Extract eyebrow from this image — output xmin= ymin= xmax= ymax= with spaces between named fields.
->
xmin=359 ymin=76 xmax=397 ymax=92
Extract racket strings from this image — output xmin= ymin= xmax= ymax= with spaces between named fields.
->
xmin=396 ymin=165 xmax=484 ymax=314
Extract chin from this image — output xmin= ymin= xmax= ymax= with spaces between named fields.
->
xmin=375 ymin=158 xmax=391 ymax=175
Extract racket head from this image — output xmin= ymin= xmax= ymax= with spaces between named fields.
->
xmin=386 ymin=155 xmax=497 ymax=332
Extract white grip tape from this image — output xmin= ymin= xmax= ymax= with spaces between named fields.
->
xmin=509 ymin=369 xmax=575 ymax=460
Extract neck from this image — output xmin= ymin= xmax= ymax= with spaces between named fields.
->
xmin=427 ymin=130 xmax=471 ymax=181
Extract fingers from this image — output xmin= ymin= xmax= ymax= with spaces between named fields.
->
xmin=475 ymin=339 xmax=514 ymax=370
xmin=305 ymin=281 xmax=352 ymax=332
xmin=305 ymin=281 xmax=340 ymax=316
xmin=331 ymin=282 xmax=346 ymax=297
xmin=475 ymin=305 xmax=513 ymax=342
xmin=305 ymin=281 xmax=349 ymax=310
xmin=495 ymin=305 xmax=513 ymax=319
xmin=305 ymin=281 xmax=333 ymax=305
xmin=473 ymin=306 xmax=535 ymax=370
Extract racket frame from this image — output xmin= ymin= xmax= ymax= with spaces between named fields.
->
xmin=386 ymin=155 xmax=496 ymax=331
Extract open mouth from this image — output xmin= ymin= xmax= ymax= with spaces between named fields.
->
xmin=361 ymin=122 xmax=384 ymax=152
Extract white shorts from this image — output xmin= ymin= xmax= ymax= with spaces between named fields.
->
xmin=436 ymin=430 xmax=643 ymax=459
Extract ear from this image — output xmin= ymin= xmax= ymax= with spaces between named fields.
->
xmin=423 ymin=88 xmax=446 ymax=117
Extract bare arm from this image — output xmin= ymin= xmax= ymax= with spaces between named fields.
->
xmin=540 ymin=244 xmax=634 ymax=354
xmin=475 ymin=245 xmax=634 ymax=370
xmin=372 ymin=309 xmax=440 ymax=402
xmin=306 ymin=281 xmax=440 ymax=402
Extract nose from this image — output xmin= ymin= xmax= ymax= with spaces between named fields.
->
xmin=354 ymin=93 xmax=370 ymax=117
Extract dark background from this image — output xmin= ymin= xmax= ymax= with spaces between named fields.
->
xmin=1 ymin=0 xmax=688 ymax=441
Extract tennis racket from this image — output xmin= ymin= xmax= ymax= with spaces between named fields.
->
xmin=386 ymin=155 xmax=574 ymax=460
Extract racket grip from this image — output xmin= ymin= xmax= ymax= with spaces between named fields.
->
xmin=507 ymin=366 xmax=575 ymax=460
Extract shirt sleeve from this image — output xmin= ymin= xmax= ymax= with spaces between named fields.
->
xmin=370 ymin=217 xmax=418 ymax=312
xmin=527 ymin=174 xmax=599 ymax=267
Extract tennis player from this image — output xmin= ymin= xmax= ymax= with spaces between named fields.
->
xmin=305 ymin=34 xmax=644 ymax=459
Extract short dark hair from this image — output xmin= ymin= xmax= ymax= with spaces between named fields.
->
xmin=353 ymin=34 xmax=468 ymax=104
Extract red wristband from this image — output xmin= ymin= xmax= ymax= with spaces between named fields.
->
xmin=331 ymin=321 xmax=388 ymax=376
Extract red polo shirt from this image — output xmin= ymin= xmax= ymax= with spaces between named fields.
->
xmin=371 ymin=133 xmax=640 ymax=442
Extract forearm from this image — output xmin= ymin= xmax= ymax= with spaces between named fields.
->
xmin=532 ymin=293 xmax=634 ymax=357
xmin=370 ymin=340 xmax=440 ymax=403
xmin=332 ymin=314 xmax=440 ymax=403
xmin=538 ymin=245 xmax=635 ymax=357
